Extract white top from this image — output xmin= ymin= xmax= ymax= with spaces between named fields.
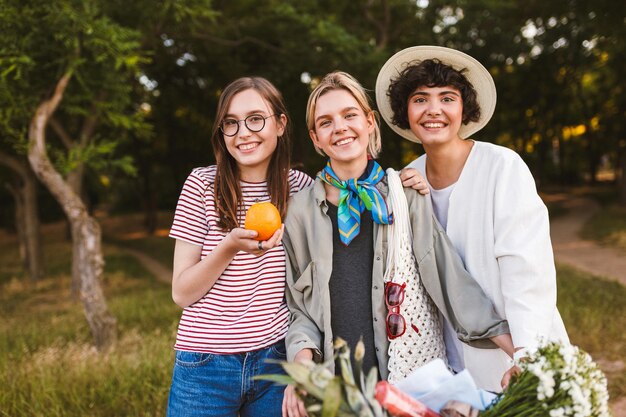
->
xmin=407 ymin=141 xmax=569 ymax=391
xmin=169 ymin=166 xmax=313 ymax=353
xmin=429 ymin=183 xmax=455 ymax=230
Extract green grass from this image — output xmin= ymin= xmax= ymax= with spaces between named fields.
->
xmin=556 ymin=264 xmax=626 ymax=399
xmin=581 ymin=204 xmax=626 ymax=253
xmin=569 ymin=184 xmax=626 ymax=253
xmin=0 ymin=236 xmax=180 ymax=417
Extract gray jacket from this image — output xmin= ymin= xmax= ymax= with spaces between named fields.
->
xmin=283 ymin=176 xmax=509 ymax=379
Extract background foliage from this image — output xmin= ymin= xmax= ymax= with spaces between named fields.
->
xmin=1 ymin=0 xmax=625 ymax=228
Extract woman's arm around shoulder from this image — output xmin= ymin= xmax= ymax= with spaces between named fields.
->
xmin=289 ymin=168 xmax=315 ymax=195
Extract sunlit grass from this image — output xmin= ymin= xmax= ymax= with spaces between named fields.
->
xmin=0 ymin=329 xmax=175 ymax=417
xmin=0 ymin=236 xmax=180 ymax=417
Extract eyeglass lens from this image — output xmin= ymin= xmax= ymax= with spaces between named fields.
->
xmin=387 ymin=312 xmax=406 ymax=337
xmin=220 ymin=115 xmax=269 ymax=137
xmin=386 ymin=283 xmax=404 ymax=307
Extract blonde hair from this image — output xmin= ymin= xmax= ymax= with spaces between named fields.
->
xmin=306 ymin=71 xmax=382 ymax=158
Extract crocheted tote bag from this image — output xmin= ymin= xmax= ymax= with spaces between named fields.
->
xmin=384 ymin=169 xmax=447 ymax=383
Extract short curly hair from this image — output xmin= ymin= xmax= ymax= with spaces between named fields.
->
xmin=387 ymin=59 xmax=481 ymax=130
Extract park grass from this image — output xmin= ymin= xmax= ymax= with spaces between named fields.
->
xmin=1 ymin=227 xmax=625 ymax=414
xmin=581 ymin=204 xmax=626 ymax=253
xmin=0 ymin=234 xmax=180 ymax=417
xmin=556 ymin=264 xmax=626 ymax=399
xmin=564 ymin=183 xmax=626 ymax=253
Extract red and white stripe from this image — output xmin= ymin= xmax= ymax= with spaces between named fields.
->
xmin=170 ymin=166 xmax=313 ymax=353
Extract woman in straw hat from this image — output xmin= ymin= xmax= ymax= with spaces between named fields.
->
xmin=376 ymin=45 xmax=569 ymax=392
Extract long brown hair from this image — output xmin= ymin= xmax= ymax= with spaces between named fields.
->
xmin=211 ymin=77 xmax=292 ymax=231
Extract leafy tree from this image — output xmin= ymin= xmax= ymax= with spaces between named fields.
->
xmin=1 ymin=0 xmax=155 ymax=350
xmin=0 ymin=71 xmax=44 ymax=282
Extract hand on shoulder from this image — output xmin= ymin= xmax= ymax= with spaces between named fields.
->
xmin=400 ymin=168 xmax=430 ymax=195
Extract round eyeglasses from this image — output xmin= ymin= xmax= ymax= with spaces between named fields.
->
xmin=219 ymin=114 xmax=277 ymax=137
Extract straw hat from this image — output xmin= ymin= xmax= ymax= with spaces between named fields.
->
xmin=375 ymin=45 xmax=497 ymax=143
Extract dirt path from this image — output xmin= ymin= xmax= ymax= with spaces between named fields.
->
xmin=549 ymin=195 xmax=626 ymax=286
xmin=547 ymin=194 xmax=626 ymax=416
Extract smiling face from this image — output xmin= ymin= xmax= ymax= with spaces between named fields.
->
xmin=406 ymin=85 xmax=464 ymax=147
xmin=309 ymin=89 xmax=375 ymax=176
xmin=223 ymin=88 xmax=286 ymax=181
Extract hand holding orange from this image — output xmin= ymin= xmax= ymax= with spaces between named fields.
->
xmin=244 ymin=202 xmax=282 ymax=241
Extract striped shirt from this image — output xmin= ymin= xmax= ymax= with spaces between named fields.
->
xmin=169 ymin=166 xmax=313 ymax=353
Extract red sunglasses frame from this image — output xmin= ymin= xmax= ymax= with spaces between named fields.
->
xmin=384 ymin=281 xmax=407 ymax=340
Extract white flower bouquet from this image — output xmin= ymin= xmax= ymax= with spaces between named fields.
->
xmin=260 ymin=340 xmax=610 ymax=417
xmin=482 ymin=342 xmax=610 ymax=417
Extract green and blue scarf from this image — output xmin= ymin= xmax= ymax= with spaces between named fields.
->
xmin=318 ymin=160 xmax=392 ymax=245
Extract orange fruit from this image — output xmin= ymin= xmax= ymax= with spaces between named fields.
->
xmin=244 ymin=202 xmax=282 ymax=241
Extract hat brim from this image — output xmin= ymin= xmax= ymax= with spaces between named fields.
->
xmin=375 ymin=46 xmax=497 ymax=143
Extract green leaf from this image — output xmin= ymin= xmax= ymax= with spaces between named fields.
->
xmin=281 ymin=362 xmax=326 ymax=399
xmin=253 ymin=374 xmax=293 ymax=386
xmin=344 ymin=384 xmax=374 ymax=417
xmin=321 ymin=377 xmax=342 ymax=417
xmin=364 ymin=367 xmax=378 ymax=400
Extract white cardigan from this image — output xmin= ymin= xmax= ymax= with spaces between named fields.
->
xmin=407 ymin=141 xmax=569 ymax=391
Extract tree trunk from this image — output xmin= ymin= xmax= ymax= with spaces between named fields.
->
xmin=6 ymin=180 xmax=28 ymax=273
xmin=27 ymin=72 xmax=116 ymax=351
xmin=143 ymin=191 xmax=158 ymax=235
xmin=141 ymin=163 xmax=158 ymax=234
xmin=67 ymin=165 xmax=86 ymax=297
xmin=619 ymin=142 xmax=626 ymax=205
xmin=0 ymin=152 xmax=45 ymax=282
xmin=70 ymin=214 xmax=116 ymax=349
xmin=586 ymin=132 xmax=598 ymax=185
xmin=22 ymin=167 xmax=44 ymax=282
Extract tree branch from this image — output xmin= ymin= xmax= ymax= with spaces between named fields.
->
xmin=0 ymin=149 xmax=28 ymax=179
xmin=79 ymin=91 xmax=106 ymax=146
xmin=364 ymin=0 xmax=391 ymax=50
xmin=49 ymin=117 xmax=76 ymax=150
xmin=30 ymin=72 xmax=72 ymax=155
xmin=189 ymin=33 xmax=283 ymax=53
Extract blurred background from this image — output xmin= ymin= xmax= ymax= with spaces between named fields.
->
xmin=1 ymin=0 xmax=625 ymax=416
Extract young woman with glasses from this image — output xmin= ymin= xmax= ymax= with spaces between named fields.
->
xmin=166 ymin=77 xmax=313 ymax=417
xmin=281 ymin=71 xmax=515 ymax=417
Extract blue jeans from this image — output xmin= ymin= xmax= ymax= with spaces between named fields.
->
xmin=166 ymin=340 xmax=288 ymax=417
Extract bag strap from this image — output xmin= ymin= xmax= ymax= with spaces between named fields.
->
xmin=384 ymin=169 xmax=413 ymax=283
